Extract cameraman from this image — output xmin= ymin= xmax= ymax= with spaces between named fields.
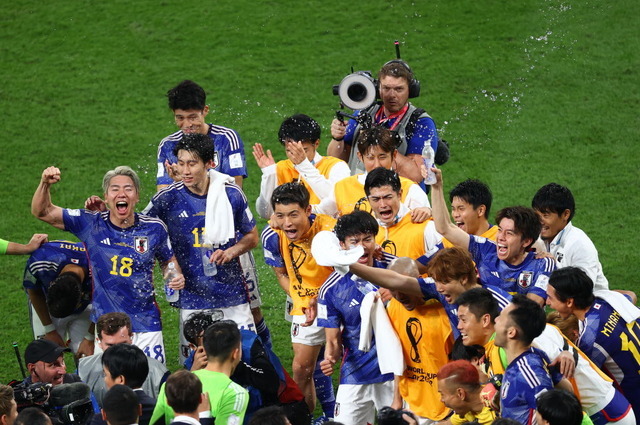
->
xmin=23 ymin=339 xmax=81 ymax=387
xmin=328 ymin=61 xmax=440 ymax=184
xmin=0 ymin=385 xmax=18 ymax=425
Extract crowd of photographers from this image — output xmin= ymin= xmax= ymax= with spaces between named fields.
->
xmin=1 ymin=54 xmax=639 ymax=425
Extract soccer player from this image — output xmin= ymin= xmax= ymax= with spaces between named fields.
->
xmin=157 ymin=80 xmax=246 ymax=189
xmin=23 ymin=240 xmax=93 ymax=356
xmin=261 ymin=182 xmax=336 ymax=415
xmin=253 ymin=114 xmax=350 ymax=219
xmin=446 ymin=178 xmax=497 ymax=245
xmin=364 ymin=167 xmax=442 ymax=265
xmin=317 ymin=211 xmax=394 ymax=425
xmin=385 ymin=257 xmax=453 ymax=424
xmin=0 ymin=233 xmax=47 ymax=255
xmin=494 ymin=295 xmax=569 ymax=425
xmin=151 ymin=321 xmax=249 ymax=425
xmin=532 ymin=183 xmax=608 ymax=290
xmin=32 ymin=165 xmax=184 ymax=363
xmin=315 ymin=126 xmax=430 ymax=220
xmin=546 ymin=267 xmax=640 ymax=422
xmin=147 ymin=133 xmax=259 ymax=361
xmin=328 ymin=61 xmax=440 ymax=183
xmin=430 ymin=167 xmax=554 ymax=305
xmin=437 ymin=360 xmax=497 ymax=425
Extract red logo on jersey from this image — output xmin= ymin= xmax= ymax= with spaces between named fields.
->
xmin=518 ymin=271 xmax=533 ymax=288
xmin=134 ymin=237 xmax=149 ymax=254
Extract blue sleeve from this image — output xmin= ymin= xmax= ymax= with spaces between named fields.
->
xmin=228 ymin=186 xmax=256 ymax=235
xmin=62 ymin=209 xmax=93 ymax=237
xmin=318 ymin=287 xmax=341 ymax=329
xmin=156 ymin=139 xmax=177 ymax=186
xmin=417 ymin=277 xmax=439 ymax=300
xmin=467 ymin=235 xmax=493 ymax=265
xmin=405 ymin=116 xmax=439 ymax=156
xmin=214 ymin=129 xmax=248 ymax=178
xmin=261 ymin=226 xmax=285 ymax=267
xmin=154 ymin=225 xmax=174 ymax=264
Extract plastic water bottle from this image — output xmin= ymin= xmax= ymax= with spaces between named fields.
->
xmin=422 ymin=144 xmax=437 ymax=185
xmin=202 ymin=247 xmax=218 ymax=277
xmin=164 ymin=262 xmax=179 ymax=303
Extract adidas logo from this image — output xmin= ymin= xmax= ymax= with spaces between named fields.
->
xmin=491 ymin=271 xmax=500 ymax=278
xmin=349 ymin=299 xmax=360 ymax=307
xmin=179 ymin=211 xmax=189 ymax=218
xmin=101 ymin=238 xmax=111 ymax=245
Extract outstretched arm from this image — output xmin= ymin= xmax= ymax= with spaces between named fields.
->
xmin=2 ymin=234 xmax=48 ymax=255
xmin=32 ymin=167 xmax=65 ymax=230
xmin=431 ymin=168 xmax=470 ymax=248
xmin=349 ymin=262 xmax=423 ymax=297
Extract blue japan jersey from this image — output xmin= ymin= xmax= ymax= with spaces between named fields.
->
xmin=417 ymin=278 xmax=512 ymax=339
xmin=501 ymin=347 xmax=562 ymax=425
xmin=62 ymin=209 xmax=173 ymax=332
xmin=157 ymin=124 xmax=247 ymax=186
xmin=467 ymin=236 xmax=554 ymax=300
xmin=23 ymin=241 xmax=92 ymax=314
xmin=147 ymin=181 xmax=256 ymax=310
xmin=578 ymin=298 xmax=640 ymax=417
xmin=317 ymin=261 xmax=394 ymax=385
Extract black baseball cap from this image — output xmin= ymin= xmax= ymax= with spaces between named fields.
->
xmin=25 ymin=339 xmax=71 ymax=365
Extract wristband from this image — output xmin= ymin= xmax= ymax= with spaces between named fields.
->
xmin=44 ymin=323 xmax=56 ymax=333
xmin=334 ymin=136 xmax=344 ymax=142
xmin=0 ymin=239 xmax=8 ymax=255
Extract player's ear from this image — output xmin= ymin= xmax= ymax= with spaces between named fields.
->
xmin=560 ymin=209 xmax=571 ymax=223
xmin=477 ymin=205 xmax=486 ymax=218
xmin=305 ymin=205 xmax=312 ymax=215
xmin=202 ymin=105 xmax=209 ymax=117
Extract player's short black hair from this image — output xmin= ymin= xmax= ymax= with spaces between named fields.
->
xmin=248 ymin=406 xmax=289 ymax=425
xmin=183 ymin=311 xmax=218 ymax=346
xmin=334 ymin=211 xmax=379 ymax=242
xmin=536 ymin=390 xmax=583 ymax=425
xmin=495 ymin=206 xmax=541 ymax=251
xmin=203 ymin=320 xmax=240 ymax=361
xmin=167 ymin=80 xmax=207 ymax=111
xmin=449 ymin=337 xmax=485 ymax=362
xmin=356 ymin=126 xmax=400 ymax=156
xmin=548 ymin=267 xmax=595 ymax=309
xmin=46 ymin=272 xmax=82 ymax=318
xmin=455 ymin=287 xmax=500 ymax=323
xmin=271 ymin=182 xmax=310 ymax=210
xmin=102 ymin=344 xmax=149 ymax=389
xmin=449 ymin=179 xmax=493 ymax=218
xmin=508 ymin=294 xmax=546 ymax=345
xmin=165 ymin=370 xmax=202 ymax=414
xmin=531 ymin=183 xmax=576 ymax=221
xmin=14 ymin=407 xmax=51 ymax=425
xmin=173 ymin=133 xmax=215 ymax=165
xmin=102 ymin=385 xmax=140 ymax=425
xmin=364 ymin=167 xmax=401 ymax=196
xmin=278 ymin=114 xmax=321 ymax=145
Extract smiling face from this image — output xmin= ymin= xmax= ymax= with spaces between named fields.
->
xmin=173 ymin=107 xmax=209 ymax=134
xmin=104 ymin=175 xmax=139 ymax=225
xmin=545 ymin=285 xmax=574 ymax=319
xmin=495 ymin=218 xmax=530 ymax=264
xmin=438 ymin=379 xmax=467 ymax=415
xmin=368 ymin=185 xmax=401 ymax=226
xmin=451 ymin=197 xmax=485 ymax=236
xmin=434 ymin=277 xmax=469 ymax=304
xmin=358 ymin=145 xmax=397 ymax=172
xmin=273 ymin=203 xmax=312 ymax=242
xmin=339 ymin=232 xmax=376 ymax=266
xmin=457 ymin=305 xmax=490 ymax=346
xmin=535 ymin=209 xmax=570 ymax=242
xmin=379 ymin=75 xmax=410 ymax=114
xmin=29 ymin=355 xmax=66 ymax=386
xmin=176 ymin=149 xmax=213 ymax=195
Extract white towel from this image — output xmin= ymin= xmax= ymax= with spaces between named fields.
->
xmin=593 ymin=290 xmax=640 ymax=323
xmin=203 ymin=169 xmax=236 ymax=246
xmin=311 ymin=231 xmax=363 ymax=275
xmin=359 ymin=291 xmax=405 ymax=376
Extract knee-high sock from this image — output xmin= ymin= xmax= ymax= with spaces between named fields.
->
xmin=255 ymin=317 xmax=273 ymax=351
xmin=314 ymin=346 xmax=335 ymax=418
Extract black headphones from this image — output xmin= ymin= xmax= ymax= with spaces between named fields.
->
xmin=381 ymin=59 xmax=421 ymax=98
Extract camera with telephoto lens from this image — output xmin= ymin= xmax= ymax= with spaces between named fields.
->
xmin=377 ymin=406 xmax=418 ymax=425
xmin=10 ymin=381 xmax=94 ymax=425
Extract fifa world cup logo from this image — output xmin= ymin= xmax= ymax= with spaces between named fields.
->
xmin=406 ymin=317 xmax=423 ymax=363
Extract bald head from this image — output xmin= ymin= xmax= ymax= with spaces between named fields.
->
xmin=388 ymin=257 xmax=420 ymax=278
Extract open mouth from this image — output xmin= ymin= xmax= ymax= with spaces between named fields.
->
xmin=497 ymin=244 xmax=508 ymax=257
xmin=456 ymin=221 xmax=465 ymax=229
xmin=378 ymin=208 xmax=394 ymax=221
xmin=284 ymin=228 xmax=298 ymax=240
xmin=116 ymin=201 xmax=128 ymax=215
xmin=357 ymin=253 xmax=369 ymax=264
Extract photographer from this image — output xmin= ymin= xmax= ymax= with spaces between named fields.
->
xmin=23 ymin=339 xmax=80 ymax=387
xmin=328 ymin=61 xmax=440 ymax=185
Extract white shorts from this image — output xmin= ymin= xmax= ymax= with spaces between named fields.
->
xmin=132 ymin=331 xmax=166 ymax=365
xmin=30 ymin=302 xmax=93 ymax=354
xmin=290 ymin=315 xmax=325 ymax=346
xmin=238 ymin=252 xmax=262 ymax=309
xmin=178 ymin=305 xmax=255 ymax=363
xmin=334 ymin=380 xmax=395 ymax=425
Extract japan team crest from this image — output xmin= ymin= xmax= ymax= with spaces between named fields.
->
xmin=134 ymin=237 xmax=149 ymax=254
xmin=292 ymin=323 xmax=300 ymax=337
xmin=518 ymin=271 xmax=533 ymax=288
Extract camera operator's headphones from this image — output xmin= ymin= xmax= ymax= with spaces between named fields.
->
xmin=380 ymin=59 xmax=421 ymax=98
